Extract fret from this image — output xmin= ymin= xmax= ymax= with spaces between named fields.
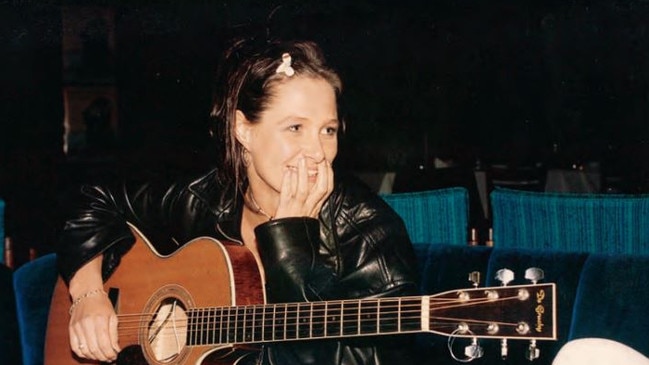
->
xmin=325 ymin=301 xmax=342 ymax=337
xmin=360 ymin=300 xmax=378 ymax=334
xmin=378 ymin=298 xmax=399 ymax=333
xmin=311 ymin=302 xmax=325 ymax=338
xmin=342 ymin=301 xmax=360 ymax=336
xmin=200 ymin=307 xmax=208 ymax=345
xmin=297 ymin=302 xmax=310 ymax=339
xmin=206 ymin=307 xmax=215 ymax=345
xmin=375 ymin=300 xmax=380 ymax=333
xmin=225 ymin=307 xmax=233 ymax=343
xmin=400 ymin=298 xmax=422 ymax=332
xmin=235 ymin=307 xmax=243 ymax=343
xmin=262 ymin=305 xmax=273 ymax=342
xmin=219 ymin=307 xmax=225 ymax=344
xmin=273 ymin=304 xmax=281 ymax=341
xmin=309 ymin=302 xmax=314 ymax=338
xmin=398 ymin=298 xmax=401 ymax=332
xmin=285 ymin=304 xmax=298 ymax=340
xmin=212 ymin=307 xmax=223 ymax=344
xmin=186 ymin=309 xmax=195 ymax=345
xmin=357 ymin=300 xmax=361 ymax=335
xmin=283 ymin=304 xmax=288 ymax=340
xmin=196 ymin=307 xmax=205 ymax=345
xmin=252 ymin=305 xmax=263 ymax=342
xmin=244 ymin=306 xmax=254 ymax=342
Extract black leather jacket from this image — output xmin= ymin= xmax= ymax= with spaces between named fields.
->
xmin=57 ymin=168 xmax=420 ymax=365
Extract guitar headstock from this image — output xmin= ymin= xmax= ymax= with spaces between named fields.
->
xmin=426 ymin=282 xmax=556 ymax=340
xmin=425 ymin=268 xmax=557 ymax=362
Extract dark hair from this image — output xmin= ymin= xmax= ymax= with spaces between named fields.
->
xmin=209 ymin=39 xmax=343 ymax=195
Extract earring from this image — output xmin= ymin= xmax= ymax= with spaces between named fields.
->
xmin=242 ymin=149 xmax=251 ymax=167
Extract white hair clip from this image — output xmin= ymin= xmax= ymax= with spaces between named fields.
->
xmin=275 ymin=52 xmax=295 ymax=76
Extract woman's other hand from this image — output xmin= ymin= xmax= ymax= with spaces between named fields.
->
xmin=275 ymin=157 xmax=334 ymax=219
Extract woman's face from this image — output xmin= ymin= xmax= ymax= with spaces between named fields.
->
xmin=237 ymin=76 xmax=339 ymax=197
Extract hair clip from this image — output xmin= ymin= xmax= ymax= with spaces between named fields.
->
xmin=275 ymin=52 xmax=295 ymax=76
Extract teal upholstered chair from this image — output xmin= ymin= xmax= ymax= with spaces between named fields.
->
xmin=381 ymin=187 xmax=469 ymax=245
xmin=13 ymin=253 xmax=58 ymax=365
xmin=490 ymin=187 xmax=649 ymax=254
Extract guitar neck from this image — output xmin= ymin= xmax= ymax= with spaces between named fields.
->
xmin=187 ymin=296 xmax=424 ymax=346
xmin=187 ymin=282 xmax=556 ymax=346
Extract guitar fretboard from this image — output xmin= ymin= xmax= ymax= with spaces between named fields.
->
xmin=187 ymin=297 xmax=424 ymax=346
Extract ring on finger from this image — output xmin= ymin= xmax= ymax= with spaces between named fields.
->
xmin=78 ymin=343 xmax=86 ymax=350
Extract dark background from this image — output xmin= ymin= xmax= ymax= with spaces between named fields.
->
xmin=2 ymin=0 xmax=649 ymax=265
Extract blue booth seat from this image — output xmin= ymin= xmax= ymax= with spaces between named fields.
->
xmin=13 ymin=253 xmax=58 ymax=365
xmin=569 ymin=253 xmax=649 ymax=355
xmin=381 ymin=187 xmax=469 ymax=246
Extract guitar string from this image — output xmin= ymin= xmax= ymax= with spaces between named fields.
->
xmin=112 ymin=294 xmax=522 ymax=322
xmin=112 ymin=295 xmax=523 ymax=327
xmin=109 ymin=295 xmax=531 ymax=340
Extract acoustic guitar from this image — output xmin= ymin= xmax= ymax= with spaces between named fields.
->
xmin=44 ymin=226 xmax=557 ymax=365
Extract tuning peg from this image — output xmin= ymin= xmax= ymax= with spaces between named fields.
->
xmin=495 ymin=268 xmax=515 ymax=286
xmin=500 ymin=338 xmax=508 ymax=360
xmin=526 ymin=340 xmax=540 ymax=361
xmin=464 ymin=338 xmax=484 ymax=359
xmin=468 ymin=271 xmax=481 ymax=287
xmin=525 ymin=267 xmax=544 ymax=284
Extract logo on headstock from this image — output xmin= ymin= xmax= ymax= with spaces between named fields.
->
xmin=535 ymin=289 xmax=546 ymax=332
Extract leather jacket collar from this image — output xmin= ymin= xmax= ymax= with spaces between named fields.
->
xmin=187 ymin=168 xmax=244 ymax=243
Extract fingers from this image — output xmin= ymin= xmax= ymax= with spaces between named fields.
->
xmin=69 ymin=298 xmax=119 ymax=362
xmin=274 ymin=157 xmax=333 ymax=219
xmin=109 ymin=312 xmax=121 ymax=354
xmin=296 ymin=157 xmax=312 ymax=206
xmin=307 ymin=159 xmax=333 ymax=217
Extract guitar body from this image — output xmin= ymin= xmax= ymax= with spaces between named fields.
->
xmin=44 ymin=228 xmax=265 ymax=365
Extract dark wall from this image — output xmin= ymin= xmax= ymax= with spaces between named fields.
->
xmin=1 ymin=3 xmax=64 ymax=262
xmin=2 ymin=0 xmax=649 ymax=263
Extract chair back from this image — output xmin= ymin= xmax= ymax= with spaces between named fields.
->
xmin=490 ymin=188 xmax=649 ymax=254
xmin=381 ymin=187 xmax=469 ymax=245
xmin=13 ymin=253 xmax=58 ymax=365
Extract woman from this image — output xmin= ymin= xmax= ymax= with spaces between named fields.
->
xmin=57 ymin=38 xmax=420 ymax=365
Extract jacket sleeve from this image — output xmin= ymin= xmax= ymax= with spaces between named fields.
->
xmin=253 ymin=184 xmax=420 ymax=365
xmin=255 ymin=217 xmax=336 ymax=303
xmin=56 ymin=184 xmax=136 ymax=285
xmin=56 ymin=179 xmax=196 ymax=285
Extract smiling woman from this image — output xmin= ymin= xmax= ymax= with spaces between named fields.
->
xmin=54 ymin=37 xmax=420 ymax=365
xmin=236 ymin=77 xmax=340 ymax=222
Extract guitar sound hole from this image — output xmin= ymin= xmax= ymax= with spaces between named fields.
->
xmin=145 ymin=298 xmax=189 ymax=363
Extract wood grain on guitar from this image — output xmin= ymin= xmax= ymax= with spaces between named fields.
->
xmin=44 ymin=227 xmax=557 ymax=365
